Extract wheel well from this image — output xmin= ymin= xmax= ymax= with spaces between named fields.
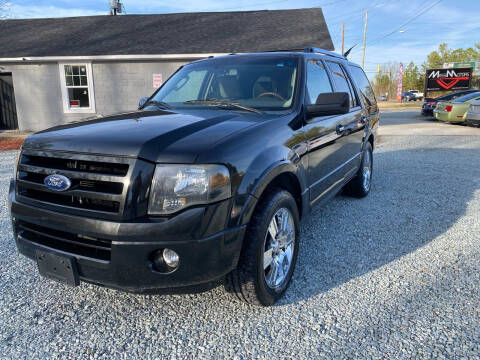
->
xmin=258 ymin=172 xmax=303 ymax=219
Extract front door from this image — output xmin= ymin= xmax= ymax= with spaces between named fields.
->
xmin=0 ymin=73 xmax=19 ymax=130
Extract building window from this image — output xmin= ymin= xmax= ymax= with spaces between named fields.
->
xmin=58 ymin=62 xmax=95 ymax=113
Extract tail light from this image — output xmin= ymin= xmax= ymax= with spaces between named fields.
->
xmin=428 ymin=101 xmax=435 ymax=105
xmin=445 ymin=105 xmax=453 ymax=112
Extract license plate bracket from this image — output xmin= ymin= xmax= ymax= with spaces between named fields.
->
xmin=36 ymin=250 xmax=79 ymax=287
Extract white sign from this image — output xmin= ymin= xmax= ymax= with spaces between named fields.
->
xmin=153 ymin=74 xmax=163 ymax=88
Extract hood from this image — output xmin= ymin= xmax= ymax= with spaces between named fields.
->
xmin=22 ymin=109 xmax=263 ymax=163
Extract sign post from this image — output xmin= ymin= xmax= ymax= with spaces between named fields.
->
xmin=397 ymin=62 xmax=403 ymax=102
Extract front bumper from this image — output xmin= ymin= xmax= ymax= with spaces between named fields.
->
xmin=9 ymin=180 xmax=245 ymax=293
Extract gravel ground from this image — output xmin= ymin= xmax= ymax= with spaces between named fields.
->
xmin=1 ymin=112 xmax=480 ymax=359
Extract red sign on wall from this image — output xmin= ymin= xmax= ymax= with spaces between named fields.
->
xmin=153 ymin=74 xmax=163 ymax=88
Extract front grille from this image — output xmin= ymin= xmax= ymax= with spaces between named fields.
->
xmin=17 ymin=187 xmax=120 ymax=212
xmin=16 ymin=150 xmax=133 ymax=217
xmin=22 ymin=155 xmax=129 ymax=176
xmin=17 ymin=220 xmax=111 ymax=261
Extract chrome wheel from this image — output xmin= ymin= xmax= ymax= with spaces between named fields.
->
xmin=362 ymin=149 xmax=372 ymax=192
xmin=263 ymin=207 xmax=295 ymax=290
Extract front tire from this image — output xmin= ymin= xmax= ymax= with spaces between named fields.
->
xmin=344 ymin=142 xmax=373 ymax=198
xmin=225 ymin=189 xmax=300 ymax=306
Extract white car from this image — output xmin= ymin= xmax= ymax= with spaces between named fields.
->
xmin=408 ymin=90 xmax=424 ymax=101
xmin=466 ymin=99 xmax=480 ymax=127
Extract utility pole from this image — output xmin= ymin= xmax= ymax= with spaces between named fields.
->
xmin=361 ymin=10 xmax=368 ymax=69
xmin=110 ymin=0 xmax=122 ymax=16
xmin=341 ymin=22 xmax=345 ymax=55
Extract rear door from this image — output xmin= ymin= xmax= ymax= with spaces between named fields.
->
xmin=302 ymin=58 xmax=361 ymax=204
xmin=325 ymin=61 xmax=364 ymax=170
xmin=347 ymin=64 xmax=378 ymax=142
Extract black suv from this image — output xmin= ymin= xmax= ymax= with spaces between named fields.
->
xmin=9 ymin=48 xmax=379 ymax=306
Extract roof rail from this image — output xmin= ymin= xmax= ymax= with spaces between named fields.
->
xmin=304 ymin=47 xmax=345 ymax=59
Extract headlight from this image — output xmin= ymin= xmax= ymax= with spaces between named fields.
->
xmin=148 ymin=164 xmax=231 ymax=215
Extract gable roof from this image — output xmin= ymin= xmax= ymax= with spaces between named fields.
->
xmin=0 ymin=8 xmax=333 ymax=59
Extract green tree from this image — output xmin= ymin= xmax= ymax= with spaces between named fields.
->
xmin=403 ymin=61 xmax=423 ymax=91
xmin=423 ymin=42 xmax=479 ymax=69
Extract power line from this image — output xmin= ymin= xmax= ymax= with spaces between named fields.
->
xmin=364 ymin=0 xmax=443 ymax=48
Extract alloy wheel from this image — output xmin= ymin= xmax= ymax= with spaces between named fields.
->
xmin=263 ymin=207 xmax=295 ymax=290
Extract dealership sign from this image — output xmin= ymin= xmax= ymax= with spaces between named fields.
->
xmin=426 ymin=68 xmax=472 ymax=91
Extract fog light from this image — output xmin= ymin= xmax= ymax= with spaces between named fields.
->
xmin=162 ymin=248 xmax=179 ymax=268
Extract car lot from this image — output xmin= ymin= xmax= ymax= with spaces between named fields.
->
xmin=1 ymin=110 xmax=480 ymax=359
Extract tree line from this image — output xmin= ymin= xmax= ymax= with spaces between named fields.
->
xmin=372 ymin=43 xmax=480 ymax=99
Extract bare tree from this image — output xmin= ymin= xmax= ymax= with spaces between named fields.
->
xmin=372 ymin=62 xmax=401 ymax=100
xmin=0 ymin=0 xmax=11 ymax=20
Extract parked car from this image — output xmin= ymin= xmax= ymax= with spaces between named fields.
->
xmin=402 ymin=91 xmax=417 ymax=102
xmin=422 ymin=89 xmax=479 ymax=116
xmin=378 ymin=95 xmax=388 ymax=101
xmin=466 ymin=99 xmax=480 ymax=127
xmin=408 ymin=89 xmax=423 ymax=101
xmin=434 ymin=91 xmax=480 ymax=123
xmin=9 ymin=48 xmax=379 ymax=306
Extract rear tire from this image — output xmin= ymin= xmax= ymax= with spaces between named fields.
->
xmin=225 ymin=189 xmax=300 ymax=306
xmin=343 ymin=142 xmax=373 ymax=198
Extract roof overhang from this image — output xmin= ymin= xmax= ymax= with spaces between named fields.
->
xmin=0 ymin=53 xmax=229 ymax=63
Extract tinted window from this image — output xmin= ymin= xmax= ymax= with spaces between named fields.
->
xmin=305 ymin=60 xmax=333 ymax=105
xmin=348 ymin=65 xmax=377 ymax=108
xmin=438 ymin=90 xmax=477 ymax=101
xmin=452 ymin=92 xmax=480 ymax=102
xmin=327 ymin=61 xmax=357 ymax=108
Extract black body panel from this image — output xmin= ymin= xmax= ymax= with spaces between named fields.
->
xmin=10 ymin=51 xmax=379 ymax=292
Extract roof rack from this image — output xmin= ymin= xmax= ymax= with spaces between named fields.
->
xmin=303 ymin=47 xmax=345 ymax=59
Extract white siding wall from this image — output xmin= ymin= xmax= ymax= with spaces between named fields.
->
xmin=1 ymin=60 xmax=190 ymax=131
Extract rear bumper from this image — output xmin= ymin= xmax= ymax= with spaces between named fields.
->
xmin=434 ymin=110 xmax=458 ymax=122
xmin=9 ymin=179 xmax=245 ymax=293
xmin=421 ymin=105 xmax=433 ymax=115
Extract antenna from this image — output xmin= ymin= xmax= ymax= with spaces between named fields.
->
xmin=343 ymin=44 xmax=357 ymax=59
xmin=110 ymin=0 xmax=123 ymax=15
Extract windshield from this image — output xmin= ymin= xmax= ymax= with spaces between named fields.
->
xmin=149 ymin=56 xmax=299 ymax=111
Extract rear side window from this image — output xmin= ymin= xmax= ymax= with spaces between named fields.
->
xmin=305 ymin=60 xmax=333 ymax=105
xmin=453 ymin=92 xmax=480 ymax=102
xmin=326 ymin=61 xmax=358 ymax=108
xmin=348 ymin=65 xmax=377 ymax=108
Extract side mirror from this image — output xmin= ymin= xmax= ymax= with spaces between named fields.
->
xmin=306 ymin=92 xmax=350 ymax=119
xmin=138 ymin=97 xmax=149 ymax=109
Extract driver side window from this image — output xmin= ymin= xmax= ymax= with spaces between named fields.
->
xmin=306 ymin=60 xmax=333 ymax=105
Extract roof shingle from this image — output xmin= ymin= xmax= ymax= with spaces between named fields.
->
xmin=0 ymin=8 xmax=333 ymax=58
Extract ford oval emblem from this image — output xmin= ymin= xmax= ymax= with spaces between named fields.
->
xmin=44 ymin=174 xmax=72 ymax=192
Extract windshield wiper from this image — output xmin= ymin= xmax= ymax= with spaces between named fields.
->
xmin=144 ymin=100 xmax=172 ymax=109
xmin=184 ymin=99 xmax=263 ymax=114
